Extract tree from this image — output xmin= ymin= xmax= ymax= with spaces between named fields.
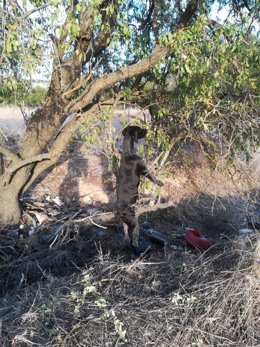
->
xmin=140 ymin=18 xmax=260 ymax=166
xmin=0 ymin=0 xmax=259 ymax=225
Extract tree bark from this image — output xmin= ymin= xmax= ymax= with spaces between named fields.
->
xmin=0 ymin=94 xmax=65 ymax=225
xmin=0 ymin=185 xmax=21 ymax=225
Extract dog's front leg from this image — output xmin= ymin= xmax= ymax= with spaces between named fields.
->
xmin=137 ymin=161 xmax=163 ymax=187
xmin=143 ymin=170 xmax=164 ymax=186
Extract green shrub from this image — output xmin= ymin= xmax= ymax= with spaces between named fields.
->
xmin=26 ymin=86 xmax=47 ymax=107
xmin=0 ymin=81 xmax=47 ymax=107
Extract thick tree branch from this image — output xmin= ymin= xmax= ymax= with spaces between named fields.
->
xmin=152 ymin=0 xmax=159 ymax=42
xmin=0 ymin=145 xmax=20 ymax=162
xmin=66 ymin=44 xmax=171 ymax=114
xmin=1 ymin=153 xmax=51 ymax=187
xmin=7 ymin=153 xmax=51 ymax=175
xmin=77 ymin=0 xmax=120 ymax=61
xmin=22 ymin=96 xmax=122 ymax=193
xmin=177 ymin=0 xmax=201 ymax=27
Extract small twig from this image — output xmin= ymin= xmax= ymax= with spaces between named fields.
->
xmin=0 ymin=128 xmax=8 ymax=142
xmin=87 ymin=217 xmax=107 ymax=229
xmin=49 ymin=230 xmax=62 ymax=248
xmin=21 ymin=4 xmax=50 ymax=20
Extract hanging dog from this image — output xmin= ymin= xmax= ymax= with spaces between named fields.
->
xmin=116 ymin=125 xmax=163 ymax=253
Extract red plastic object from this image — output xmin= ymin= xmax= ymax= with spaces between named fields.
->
xmin=185 ymin=228 xmax=212 ymax=250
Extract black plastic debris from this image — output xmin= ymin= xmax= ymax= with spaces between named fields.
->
xmin=88 ymin=226 xmax=107 ymax=241
xmin=115 ymin=232 xmax=152 ymax=255
xmin=138 ymin=236 xmax=152 ymax=252
xmin=142 ymin=222 xmax=171 ymax=247
xmin=131 ymin=236 xmax=152 ymax=256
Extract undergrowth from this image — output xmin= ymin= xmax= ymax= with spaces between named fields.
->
xmin=0 ymin=233 xmax=259 ymax=347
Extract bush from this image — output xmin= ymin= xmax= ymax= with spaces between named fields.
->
xmin=0 ymin=80 xmax=47 ymax=107
xmin=26 ymin=86 xmax=47 ymax=107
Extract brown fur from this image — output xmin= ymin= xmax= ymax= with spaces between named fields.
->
xmin=117 ymin=126 xmax=163 ymax=249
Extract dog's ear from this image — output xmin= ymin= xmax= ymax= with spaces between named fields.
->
xmin=122 ymin=125 xmax=147 ymax=139
xmin=122 ymin=126 xmax=138 ymax=137
xmin=138 ymin=128 xmax=147 ymax=139
xmin=122 ymin=126 xmax=130 ymax=137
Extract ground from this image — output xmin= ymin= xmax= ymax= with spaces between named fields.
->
xmin=0 ymin=213 xmax=259 ymax=346
xmin=0 ymin=160 xmax=259 ymax=346
xmin=0 ymin=107 xmax=260 ymax=346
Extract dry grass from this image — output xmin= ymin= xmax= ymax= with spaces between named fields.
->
xmin=1 ymin=187 xmax=259 ymax=346
xmin=0 ymin=231 xmax=259 ymax=347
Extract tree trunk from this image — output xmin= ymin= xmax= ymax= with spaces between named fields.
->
xmin=0 ymin=161 xmax=37 ymax=225
xmin=0 ymin=93 xmax=123 ymax=226
xmin=0 ymin=95 xmax=66 ymax=225
xmin=0 ymin=186 xmax=21 ymax=225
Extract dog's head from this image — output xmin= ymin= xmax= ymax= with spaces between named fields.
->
xmin=122 ymin=126 xmax=147 ymax=141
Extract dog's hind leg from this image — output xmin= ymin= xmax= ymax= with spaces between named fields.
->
xmin=119 ymin=207 xmax=140 ymax=249
xmin=123 ymin=222 xmax=130 ymax=243
xmin=130 ymin=216 xmax=140 ymax=249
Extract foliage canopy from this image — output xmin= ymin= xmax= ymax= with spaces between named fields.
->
xmin=141 ymin=16 xmax=260 ymax=162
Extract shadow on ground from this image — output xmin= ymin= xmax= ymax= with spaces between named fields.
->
xmin=0 ymin=191 xmax=259 ymax=346
xmin=26 ymin=140 xmax=115 ymax=207
xmin=1 ymin=190 xmax=259 ymax=297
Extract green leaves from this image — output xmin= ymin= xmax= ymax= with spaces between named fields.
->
xmin=141 ymin=15 xmax=260 ymax=163
xmin=0 ymin=80 xmax=47 ymax=107
xmin=70 ymin=20 xmax=81 ymax=37
xmin=5 ymin=26 xmax=19 ymax=55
